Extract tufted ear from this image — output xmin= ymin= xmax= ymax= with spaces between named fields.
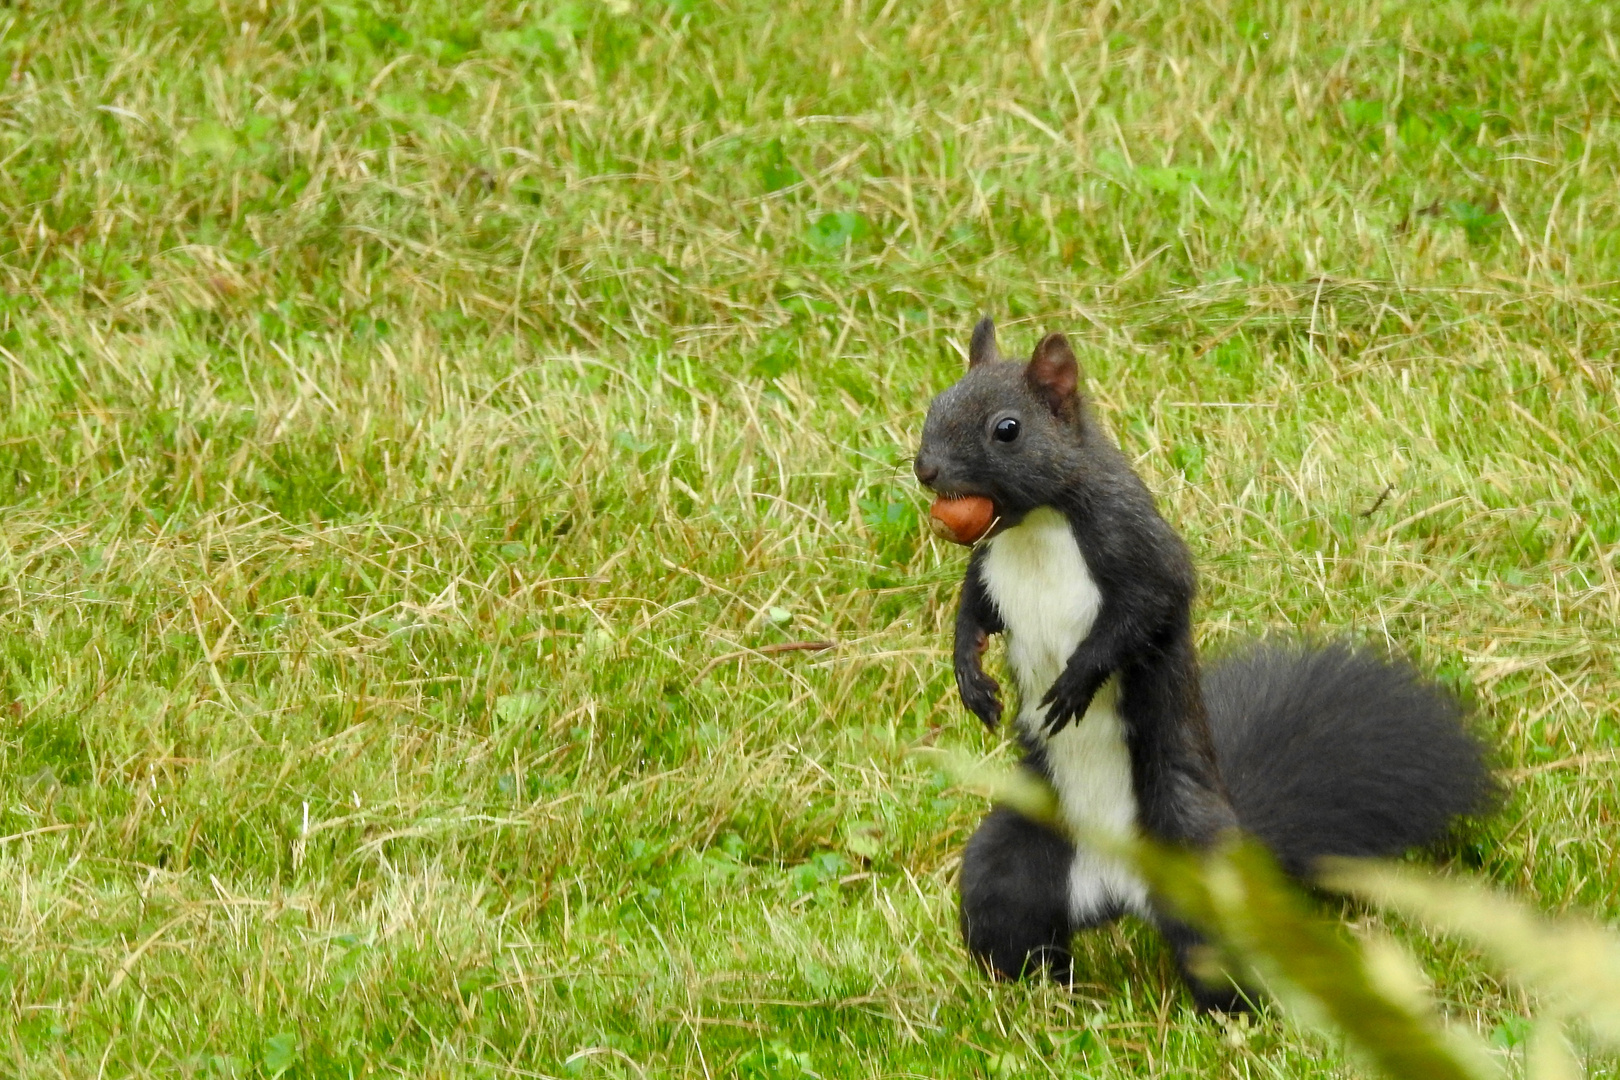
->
xmin=1025 ymin=333 xmax=1081 ymax=419
xmin=968 ymin=316 xmax=999 ymax=368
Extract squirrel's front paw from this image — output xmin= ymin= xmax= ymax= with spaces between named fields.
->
xmin=1039 ymin=669 xmax=1105 ymax=735
xmin=956 ymin=665 xmax=1002 ymax=730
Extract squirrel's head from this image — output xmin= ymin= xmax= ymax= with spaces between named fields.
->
xmin=914 ymin=318 xmax=1091 ymax=526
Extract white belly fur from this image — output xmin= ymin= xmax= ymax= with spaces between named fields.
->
xmin=979 ymin=507 xmax=1149 ymax=923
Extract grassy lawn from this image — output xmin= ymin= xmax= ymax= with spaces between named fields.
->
xmin=2 ymin=0 xmax=1617 ymax=1075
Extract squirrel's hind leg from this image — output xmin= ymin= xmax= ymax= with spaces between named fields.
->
xmin=1156 ymin=916 xmax=1251 ymax=1013
xmin=959 ymin=806 xmax=1084 ymax=983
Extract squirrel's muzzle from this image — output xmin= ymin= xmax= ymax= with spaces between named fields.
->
xmin=913 ymin=455 xmax=941 ymax=487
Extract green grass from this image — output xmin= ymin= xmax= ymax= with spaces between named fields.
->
xmin=1 ymin=0 xmax=1617 ymax=1075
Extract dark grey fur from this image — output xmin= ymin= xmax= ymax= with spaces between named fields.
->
xmin=918 ymin=318 xmax=1494 ymax=1010
xmin=1205 ymin=641 xmax=1492 ymax=878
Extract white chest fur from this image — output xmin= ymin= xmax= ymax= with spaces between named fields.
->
xmin=979 ymin=507 xmax=1148 ymax=921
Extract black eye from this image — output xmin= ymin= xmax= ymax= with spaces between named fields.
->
xmin=993 ymin=417 xmax=1020 ymax=443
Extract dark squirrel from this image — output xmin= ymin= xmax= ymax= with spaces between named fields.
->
xmin=913 ymin=318 xmax=1493 ymax=1011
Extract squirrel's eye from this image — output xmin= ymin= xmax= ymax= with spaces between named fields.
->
xmin=993 ymin=417 xmax=1020 ymax=443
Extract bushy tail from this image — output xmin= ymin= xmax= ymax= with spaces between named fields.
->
xmin=1203 ymin=642 xmax=1494 ymax=878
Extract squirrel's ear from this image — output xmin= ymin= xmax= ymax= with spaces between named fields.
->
xmin=968 ymin=316 xmax=999 ymax=368
xmin=1025 ymin=333 xmax=1081 ymax=418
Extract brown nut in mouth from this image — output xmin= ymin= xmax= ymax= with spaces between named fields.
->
xmin=928 ymin=495 xmax=996 ymax=545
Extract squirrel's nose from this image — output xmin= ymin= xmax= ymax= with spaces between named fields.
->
xmin=913 ymin=456 xmax=940 ymax=487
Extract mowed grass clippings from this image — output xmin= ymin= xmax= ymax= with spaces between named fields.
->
xmin=0 ymin=0 xmax=1616 ymax=1076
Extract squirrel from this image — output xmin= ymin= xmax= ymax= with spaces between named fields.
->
xmin=913 ymin=318 xmax=1493 ymax=1011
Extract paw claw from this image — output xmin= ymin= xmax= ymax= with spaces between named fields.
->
xmin=957 ymin=668 xmax=1002 ymax=729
